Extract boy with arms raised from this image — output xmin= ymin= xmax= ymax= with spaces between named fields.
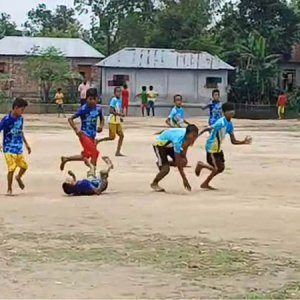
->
xmin=0 ymin=98 xmax=31 ymax=195
xmin=196 ymin=102 xmax=252 ymax=190
xmin=151 ymin=124 xmax=199 ymax=192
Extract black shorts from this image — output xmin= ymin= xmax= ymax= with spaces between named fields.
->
xmin=153 ymin=145 xmax=175 ymax=167
xmin=207 ymin=151 xmax=225 ymax=170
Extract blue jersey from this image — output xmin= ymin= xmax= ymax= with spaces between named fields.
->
xmin=206 ymin=117 xmax=234 ymax=153
xmin=208 ymin=101 xmax=222 ymax=126
xmin=168 ymin=106 xmax=185 ymax=128
xmin=156 ymin=128 xmax=186 ymax=154
xmin=0 ymin=113 xmax=24 ymax=154
xmin=108 ymin=97 xmax=122 ymax=124
xmin=70 ymin=177 xmax=105 ymax=196
xmin=74 ymin=104 xmax=103 ymax=138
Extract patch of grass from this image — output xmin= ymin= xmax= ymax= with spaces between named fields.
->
xmin=242 ymin=282 xmax=300 ymax=299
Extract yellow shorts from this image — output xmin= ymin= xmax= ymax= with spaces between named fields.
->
xmin=278 ymin=106 xmax=285 ymax=115
xmin=109 ymin=123 xmax=123 ymax=139
xmin=4 ymin=153 xmax=28 ymax=172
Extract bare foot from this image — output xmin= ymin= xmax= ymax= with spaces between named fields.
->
xmin=6 ymin=189 xmax=14 ymax=196
xmin=151 ymin=183 xmax=166 ymax=192
xmin=15 ymin=176 xmax=25 ymax=190
xmin=201 ymin=183 xmax=217 ymax=191
xmin=195 ymin=163 xmax=205 ymax=177
xmin=60 ymin=157 xmax=67 ymax=171
xmin=115 ymin=153 xmax=125 ymax=157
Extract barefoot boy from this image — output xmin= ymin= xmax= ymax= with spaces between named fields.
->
xmin=151 ymin=124 xmax=199 ymax=192
xmin=166 ymin=94 xmax=190 ymax=128
xmin=196 ymin=102 xmax=252 ymax=190
xmin=62 ymin=156 xmax=113 ymax=196
xmin=97 ymin=87 xmax=125 ymax=157
xmin=0 ymin=98 xmax=31 ymax=195
xmin=60 ymin=88 xmax=104 ymax=177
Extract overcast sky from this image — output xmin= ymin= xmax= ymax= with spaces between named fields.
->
xmin=0 ymin=0 xmax=91 ymax=28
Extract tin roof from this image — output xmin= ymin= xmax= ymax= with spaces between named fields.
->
xmin=0 ymin=36 xmax=104 ymax=59
xmin=98 ymin=48 xmax=234 ymax=70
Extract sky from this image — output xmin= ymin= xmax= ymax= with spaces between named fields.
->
xmin=0 ymin=0 xmax=91 ymax=29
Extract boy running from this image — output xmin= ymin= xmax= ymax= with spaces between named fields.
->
xmin=201 ymin=89 xmax=223 ymax=125
xmin=136 ymin=86 xmax=148 ymax=117
xmin=55 ymin=88 xmax=66 ymax=118
xmin=151 ymin=124 xmax=199 ymax=192
xmin=166 ymin=94 xmax=190 ymax=128
xmin=97 ymin=87 xmax=125 ymax=157
xmin=60 ymin=88 xmax=104 ymax=177
xmin=62 ymin=156 xmax=113 ymax=196
xmin=0 ymin=98 xmax=31 ymax=196
xmin=195 ymin=102 xmax=252 ymax=190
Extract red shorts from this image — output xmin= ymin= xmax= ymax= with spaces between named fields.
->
xmin=123 ymin=101 xmax=129 ymax=109
xmin=79 ymin=134 xmax=99 ymax=160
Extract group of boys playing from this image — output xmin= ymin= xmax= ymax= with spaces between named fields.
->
xmin=0 ymin=88 xmax=251 ymax=196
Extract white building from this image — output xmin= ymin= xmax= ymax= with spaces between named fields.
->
xmin=98 ymin=48 xmax=234 ymax=104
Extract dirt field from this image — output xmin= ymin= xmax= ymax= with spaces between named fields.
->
xmin=0 ymin=115 xmax=300 ymax=299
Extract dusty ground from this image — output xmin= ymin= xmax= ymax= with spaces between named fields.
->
xmin=0 ymin=115 xmax=300 ymax=299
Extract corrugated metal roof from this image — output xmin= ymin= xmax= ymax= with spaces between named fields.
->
xmin=0 ymin=36 xmax=104 ymax=58
xmin=97 ymin=48 xmax=234 ymax=70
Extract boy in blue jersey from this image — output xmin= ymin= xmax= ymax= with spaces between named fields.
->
xmin=0 ymin=98 xmax=31 ymax=196
xmin=196 ymin=102 xmax=252 ymax=190
xmin=62 ymin=156 xmax=113 ymax=196
xmin=97 ymin=87 xmax=125 ymax=156
xmin=201 ymin=89 xmax=223 ymax=125
xmin=151 ymin=124 xmax=199 ymax=192
xmin=166 ymin=94 xmax=190 ymax=128
xmin=60 ymin=88 xmax=104 ymax=177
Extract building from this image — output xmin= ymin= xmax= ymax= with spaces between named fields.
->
xmin=0 ymin=36 xmax=104 ymax=99
xmin=98 ymin=48 xmax=234 ymax=104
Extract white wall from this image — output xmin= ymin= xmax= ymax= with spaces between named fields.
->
xmin=101 ymin=68 xmax=228 ymax=104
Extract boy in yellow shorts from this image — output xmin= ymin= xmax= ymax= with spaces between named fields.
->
xmin=97 ymin=87 xmax=125 ymax=156
xmin=0 ymin=98 xmax=31 ymax=196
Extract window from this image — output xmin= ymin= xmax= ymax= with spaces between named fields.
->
xmin=206 ymin=77 xmax=222 ymax=88
xmin=0 ymin=62 xmax=6 ymax=73
xmin=112 ymin=74 xmax=129 ymax=86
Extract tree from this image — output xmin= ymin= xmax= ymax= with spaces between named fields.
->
xmin=24 ymin=4 xmax=83 ymax=38
xmin=74 ymin=0 xmax=156 ymax=55
xmin=234 ymin=32 xmax=280 ymax=103
xmin=25 ymin=47 xmax=82 ymax=102
xmin=0 ymin=13 xmax=21 ymax=38
xmin=216 ymin=0 xmax=299 ymax=64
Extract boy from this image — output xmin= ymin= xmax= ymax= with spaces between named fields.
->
xmin=0 ymin=98 xmax=31 ymax=196
xmin=62 ymin=156 xmax=113 ymax=196
xmin=151 ymin=124 xmax=199 ymax=192
xmin=97 ymin=87 xmax=125 ymax=157
xmin=122 ymin=84 xmax=130 ymax=117
xmin=60 ymin=88 xmax=104 ymax=177
xmin=55 ymin=88 xmax=66 ymax=118
xmin=147 ymin=85 xmax=158 ymax=117
xmin=136 ymin=86 xmax=148 ymax=117
xmin=195 ymin=102 xmax=252 ymax=190
xmin=277 ymin=91 xmax=288 ymax=119
xmin=166 ymin=94 xmax=190 ymax=128
xmin=201 ymin=89 xmax=223 ymax=125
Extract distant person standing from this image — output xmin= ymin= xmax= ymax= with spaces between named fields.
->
xmin=122 ymin=84 xmax=130 ymax=116
xmin=78 ymin=80 xmax=90 ymax=106
xmin=277 ymin=91 xmax=288 ymax=120
xmin=201 ymin=89 xmax=223 ymax=125
xmin=136 ymin=86 xmax=148 ymax=117
xmin=147 ymin=86 xmax=158 ymax=117
xmin=55 ymin=88 xmax=66 ymax=118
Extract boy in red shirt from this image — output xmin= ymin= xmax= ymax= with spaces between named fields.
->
xmin=277 ymin=91 xmax=288 ymax=119
xmin=122 ymin=84 xmax=130 ymax=116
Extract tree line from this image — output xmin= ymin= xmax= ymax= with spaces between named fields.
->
xmin=1 ymin=0 xmax=300 ymax=104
